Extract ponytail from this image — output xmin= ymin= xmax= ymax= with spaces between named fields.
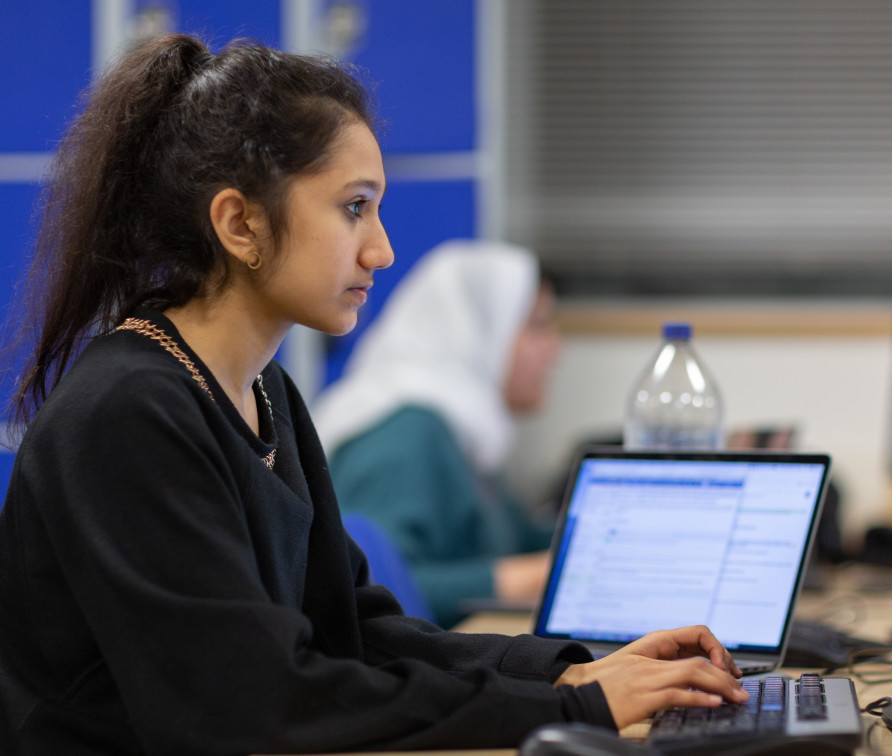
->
xmin=3 ymin=34 xmax=374 ymax=437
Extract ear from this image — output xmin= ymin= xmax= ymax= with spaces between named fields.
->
xmin=209 ymin=188 xmax=269 ymax=265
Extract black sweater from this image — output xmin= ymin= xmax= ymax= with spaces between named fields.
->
xmin=0 ymin=307 xmax=614 ymax=755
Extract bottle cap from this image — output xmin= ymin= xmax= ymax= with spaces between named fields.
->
xmin=662 ymin=322 xmax=692 ymax=340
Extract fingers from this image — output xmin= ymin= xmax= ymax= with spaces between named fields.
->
xmin=718 ymin=650 xmax=742 ymax=678
xmin=634 ymin=625 xmax=744 ymax=677
xmin=651 ymin=687 xmax=729 ymax=712
xmin=556 ymin=626 xmax=744 ymax=695
xmin=693 ymin=628 xmax=742 ymax=678
xmin=593 ymin=655 xmax=749 ymax=730
xmin=676 ymin=656 xmax=749 ymax=703
xmin=637 ymin=656 xmax=748 ymax=707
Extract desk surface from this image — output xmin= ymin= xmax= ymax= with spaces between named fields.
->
xmin=271 ymin=564 xmax=892 ymax=756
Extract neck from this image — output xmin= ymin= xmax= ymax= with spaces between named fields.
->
xmin=163 ymin=289 xmax=284 ymax=430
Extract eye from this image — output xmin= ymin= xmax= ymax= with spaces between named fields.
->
xmin=346 ymin=199 xmax=367 ymax=218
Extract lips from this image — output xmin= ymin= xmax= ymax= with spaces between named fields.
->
xmin=349 ymin=280 xmax=373 ymax=295
xmin=348 ymin=282 xmax=372 ymax=305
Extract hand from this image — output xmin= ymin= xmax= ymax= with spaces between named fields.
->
xmin=553 ymin=625 xmax=747 ymax=729
xmin=580 ymin=654 xmax=749 ymax=729
xmin=556 ymin=625 xmax=742 ymax=687
xmin=612 ymin=625 xmax=743 ymax=677
xmin=493 ymin=551 xmax=550 ymax=602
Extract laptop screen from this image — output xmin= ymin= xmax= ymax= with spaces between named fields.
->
xmin=534 ymin=450 xmax=831 ymax=654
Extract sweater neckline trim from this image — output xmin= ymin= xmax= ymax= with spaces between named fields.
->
xmin=116 ymin=309 xmax=278 ymax=470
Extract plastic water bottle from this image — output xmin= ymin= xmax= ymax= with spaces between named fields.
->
xmin=624 ymin=322 xmax=723 ymax=450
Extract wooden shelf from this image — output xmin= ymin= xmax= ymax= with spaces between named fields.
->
xmin=556 ymin=301 xmax=892 ymax=338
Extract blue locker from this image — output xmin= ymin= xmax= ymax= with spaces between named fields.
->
xmin=0 ymin=185 xmax=42 ymax=403
xmin=0 ymin=451 xmax=13 ymax=505
xmin=347 ymin=0 xmax=476 ymax=155
xmin=165 ymin=0 xmax=281 ymax=49
xmin=0 ymin=1 xmax=92 ymax=150
xmin=1 ymin=1 xmax=92 ymax=417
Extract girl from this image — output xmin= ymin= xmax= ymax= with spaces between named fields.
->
xmin=0 ymin=33 xmax=745 ymax=756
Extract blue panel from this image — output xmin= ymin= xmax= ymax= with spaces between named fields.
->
xmin=324 ymin=179 xmax=476 ymax=384
xmin=169 ymin=0 xmax=280 ymax=49
xmin=346 ymin=0 xmax=476 ymax=154
xmin=0 ymin=0 xmax=92 ymax=151
xmin=0 ymin=184 xmax=41 ymax=402
xmin=0 ymin=451 xmax=14 ymax=507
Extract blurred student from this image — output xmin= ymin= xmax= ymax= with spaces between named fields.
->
xmin=313 ymin=240 xmax=562 ymax=627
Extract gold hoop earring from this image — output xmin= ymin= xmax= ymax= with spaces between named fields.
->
xmin=246 ymin=250 xmax=263 ymax=270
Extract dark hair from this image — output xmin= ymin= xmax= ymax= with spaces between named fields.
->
xmin=4 ymin=33 xmax=376 ymax=435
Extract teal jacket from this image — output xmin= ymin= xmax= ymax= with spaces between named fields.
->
xmin=328 ymin=406 xmax=553 ymax=627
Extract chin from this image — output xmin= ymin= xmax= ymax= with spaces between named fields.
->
xmin=301 ymin=308 xmax=359 ymax=337
xmin=324 ymin=319 xmax=358 ymax=337
xmin=512 ymin=397 xmax=545 ymax=415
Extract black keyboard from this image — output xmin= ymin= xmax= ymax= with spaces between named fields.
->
xmin=646 ymin=673 xmax=863 ymax=755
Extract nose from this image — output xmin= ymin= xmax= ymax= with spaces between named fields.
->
xmin=361 ymin=216 xmax=394 ymax=271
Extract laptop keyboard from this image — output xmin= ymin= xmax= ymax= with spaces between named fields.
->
xmin=646 ymin=673 xmax=862 ymax=755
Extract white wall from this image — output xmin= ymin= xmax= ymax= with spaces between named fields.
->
xmin=506 ymin=319 xmax=892 ymax=550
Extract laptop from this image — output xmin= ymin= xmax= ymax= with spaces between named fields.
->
xmin=532 ymin=447 xmax=832 ymax=675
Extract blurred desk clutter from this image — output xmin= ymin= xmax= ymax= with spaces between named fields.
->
xmin=523 ymin=301 xmax=892 ymax=560
xmin=794 ymin=564 xmax=892 ymax=670
xmin=450 ymin=564 xmax=892 ymax=756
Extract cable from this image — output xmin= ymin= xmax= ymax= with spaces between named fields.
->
xmin=862 ymin=696 xmax=891 ymax=716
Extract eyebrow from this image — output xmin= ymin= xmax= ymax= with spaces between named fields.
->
xmin=344 ymin=178 xmax=386 ymax=195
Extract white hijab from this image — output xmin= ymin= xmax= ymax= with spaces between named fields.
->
xmin=311 ymin=239 xmax=539 ymax=473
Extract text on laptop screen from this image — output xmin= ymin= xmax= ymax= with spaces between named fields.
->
xmin=541 ymin=458 xmax=826 ymax=650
